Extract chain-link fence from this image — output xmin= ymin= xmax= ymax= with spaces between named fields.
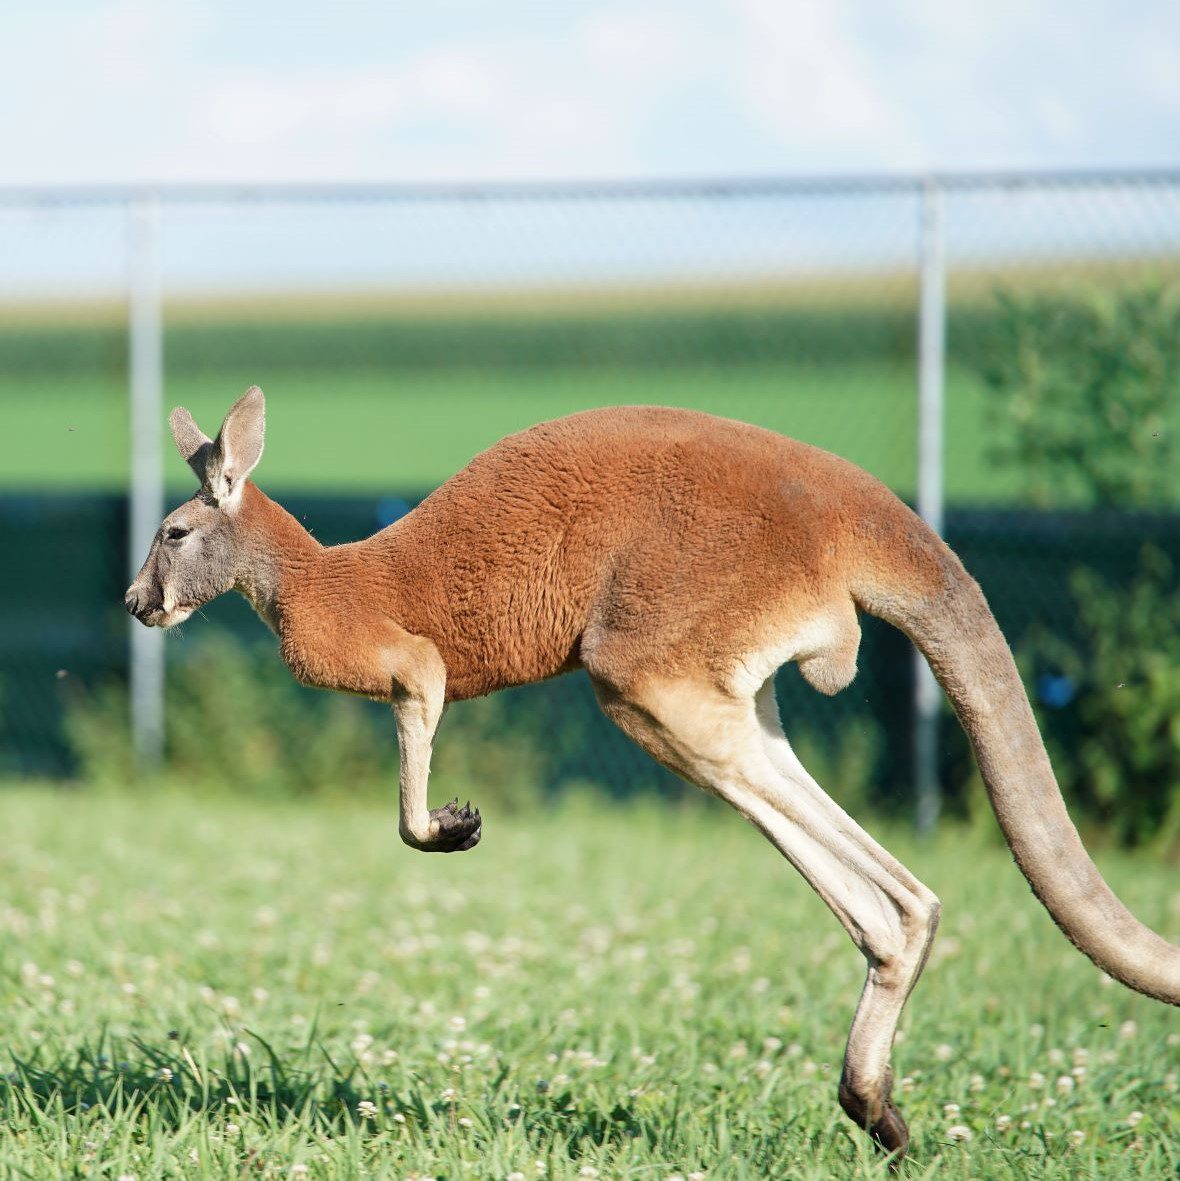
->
xmin=2 ymin=172 xmax=1178 ymax=826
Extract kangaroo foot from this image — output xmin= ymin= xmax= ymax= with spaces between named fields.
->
xmin=838 ymin=1077 xmax=909 ymax=1163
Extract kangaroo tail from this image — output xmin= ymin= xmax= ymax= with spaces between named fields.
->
xmin=852 ymin=506 xmax=1180 ymax=1005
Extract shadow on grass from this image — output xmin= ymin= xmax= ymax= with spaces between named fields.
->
xmin=1 ymin=1027 xmax=668 ymax=1158
xmin=1 ymin=1025 xmax=382 ymax=1131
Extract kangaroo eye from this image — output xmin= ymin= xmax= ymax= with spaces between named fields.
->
xmin=166 ymin=526 xmax=191 ymax=542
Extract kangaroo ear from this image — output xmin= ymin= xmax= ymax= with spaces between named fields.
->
xmin=169 ymin=406 xmax=214 ymax=484
xmin=206 ymin=386 xmax=266 ymax=507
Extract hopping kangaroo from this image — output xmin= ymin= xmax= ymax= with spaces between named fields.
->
xmin=127 ymin=387 xmax=1180 ymax=1157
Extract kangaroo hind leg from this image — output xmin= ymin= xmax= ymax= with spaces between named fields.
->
xmin=591 ymin=671 xmax=939 ymax=1160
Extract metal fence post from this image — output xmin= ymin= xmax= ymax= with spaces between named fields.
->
xmin=128 ymin=195 xmax=165 ymax=771
xmin=915 ymin=179 xmax=946 ymax=833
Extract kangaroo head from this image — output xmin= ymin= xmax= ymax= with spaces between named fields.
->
xmin=125 ymin=386 xmax=266 ymax=628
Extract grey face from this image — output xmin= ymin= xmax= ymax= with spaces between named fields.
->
xmin=124 ymin=493 xmax=238 ymax=628
xmin=124 ymin=385 xmax=267 ymax=629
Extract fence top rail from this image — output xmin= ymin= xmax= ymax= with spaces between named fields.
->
xmin=2 ymin=167 xmax=1180 ymax=209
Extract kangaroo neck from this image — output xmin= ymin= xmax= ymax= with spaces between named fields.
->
xmin=232 ymin=483 xmax=322 ymax=635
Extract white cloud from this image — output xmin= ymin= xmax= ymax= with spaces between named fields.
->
xmin=728 ymin=0 xmax=924 ymax=165
xmin=0 ymin=0 xmax=1177 ymax=184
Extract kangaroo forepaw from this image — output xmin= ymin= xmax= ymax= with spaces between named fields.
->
xmin=422 ymin=798 xmax=482 ymax=853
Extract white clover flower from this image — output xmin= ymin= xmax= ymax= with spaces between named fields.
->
xmin=449 ymin=1015 xmax=467 ymax=1032
xmin=687 ymin=1173 xmax=706 ymax=1181
xmin=1028 ymin=1071 xmax=1046 ymax=1089
xmin=290 ymin=1167 xmax=309 ymax=1177
xmin=1068 ymin=1130 xmax=1085 ymax=1147
xmin=252 ymin=987 xmax=270 ymax=1004
xmin=351 ymin=1033 xmax=374 ymax=1054
xmin=225 ymin=1123 xmax=241 ymax=1139
xmin=156 ymin=1067 xmax=173 ymax=1082
xmin=946 ymin=1125 xmax=972 ymax=1143
xmin=458 ymin=1116 xmax=473 ymax=1128
xmin=507 ymin=1173 xmax=526 ymax=1181
xmin=1120 ymin=1020 xmax=1138 ymax=1039
xmin=1028 ymin=1023 xmax=1045 ymax=1039
xmin=943 ymin=1103 xmax=960 ymax=1118
xmin=994 ymin=1114 xmax=1012 ymax=1132
xmin=1056 ymin=1075 xmax=1074 ymax=1093
xmin=121 ymin=982 xmax=137 ymax=996
xmin=579 ymin=1168 xmax=599 ymax=1178
xmin=1127 ymin=1110 xmax=1143 ymax=1127
xmin=392 ymin=1112 xmax=406 ymax=1123
xmin=357 ymin=1101 xmax=378 ymax=1120
xmin=935 ymin=1043 xmax=953 ymax=1062
xmin=969 ymin=1073 xmax=984 ymax=1093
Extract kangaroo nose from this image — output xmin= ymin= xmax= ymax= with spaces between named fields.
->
xmin=124 ymin=588 xmax=140 ymax=616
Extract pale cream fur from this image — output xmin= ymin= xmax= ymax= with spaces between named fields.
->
xmin=125 ymin=389 xmax=1180 ymax=1161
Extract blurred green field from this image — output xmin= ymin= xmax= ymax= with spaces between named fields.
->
xmin=6 ymin=270 xmax=1180 ymax=504
xmin=3 ymin=363 xmax=1005 ymax=502
xmin=2 ymin=787 xmax=1177 ymax=1179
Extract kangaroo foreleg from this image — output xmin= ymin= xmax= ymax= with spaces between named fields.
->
xmin=391 ymin=636 xmax=481 ymax=854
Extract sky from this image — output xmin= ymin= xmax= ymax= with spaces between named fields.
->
xmin=2 ymin=0 xmax=1179 ymax=185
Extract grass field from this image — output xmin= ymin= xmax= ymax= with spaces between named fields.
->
xmin=2 ymin=787 xmax=1177 ymax=1179
xmin=4 ymin=362 xmax=1010 ymax=503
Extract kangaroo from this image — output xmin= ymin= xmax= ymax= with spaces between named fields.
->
xmin=126 ymin=386 xmax=1180 ymax=1158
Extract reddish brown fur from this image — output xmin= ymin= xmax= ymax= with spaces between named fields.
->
xmin=245 ymin=407 xmax=945 ymax=702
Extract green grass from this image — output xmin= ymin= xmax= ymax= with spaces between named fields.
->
xmin=2 ymin=786 xmax=1177 ymax=1178
xmin=2 ymin=361 xmax=1013 ymax=503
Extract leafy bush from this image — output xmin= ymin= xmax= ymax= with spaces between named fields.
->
xmin=1025 ymin=547 xmax=1180 ymax=855
xmin=981 ymin=284 xmax=1179 ymax=508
